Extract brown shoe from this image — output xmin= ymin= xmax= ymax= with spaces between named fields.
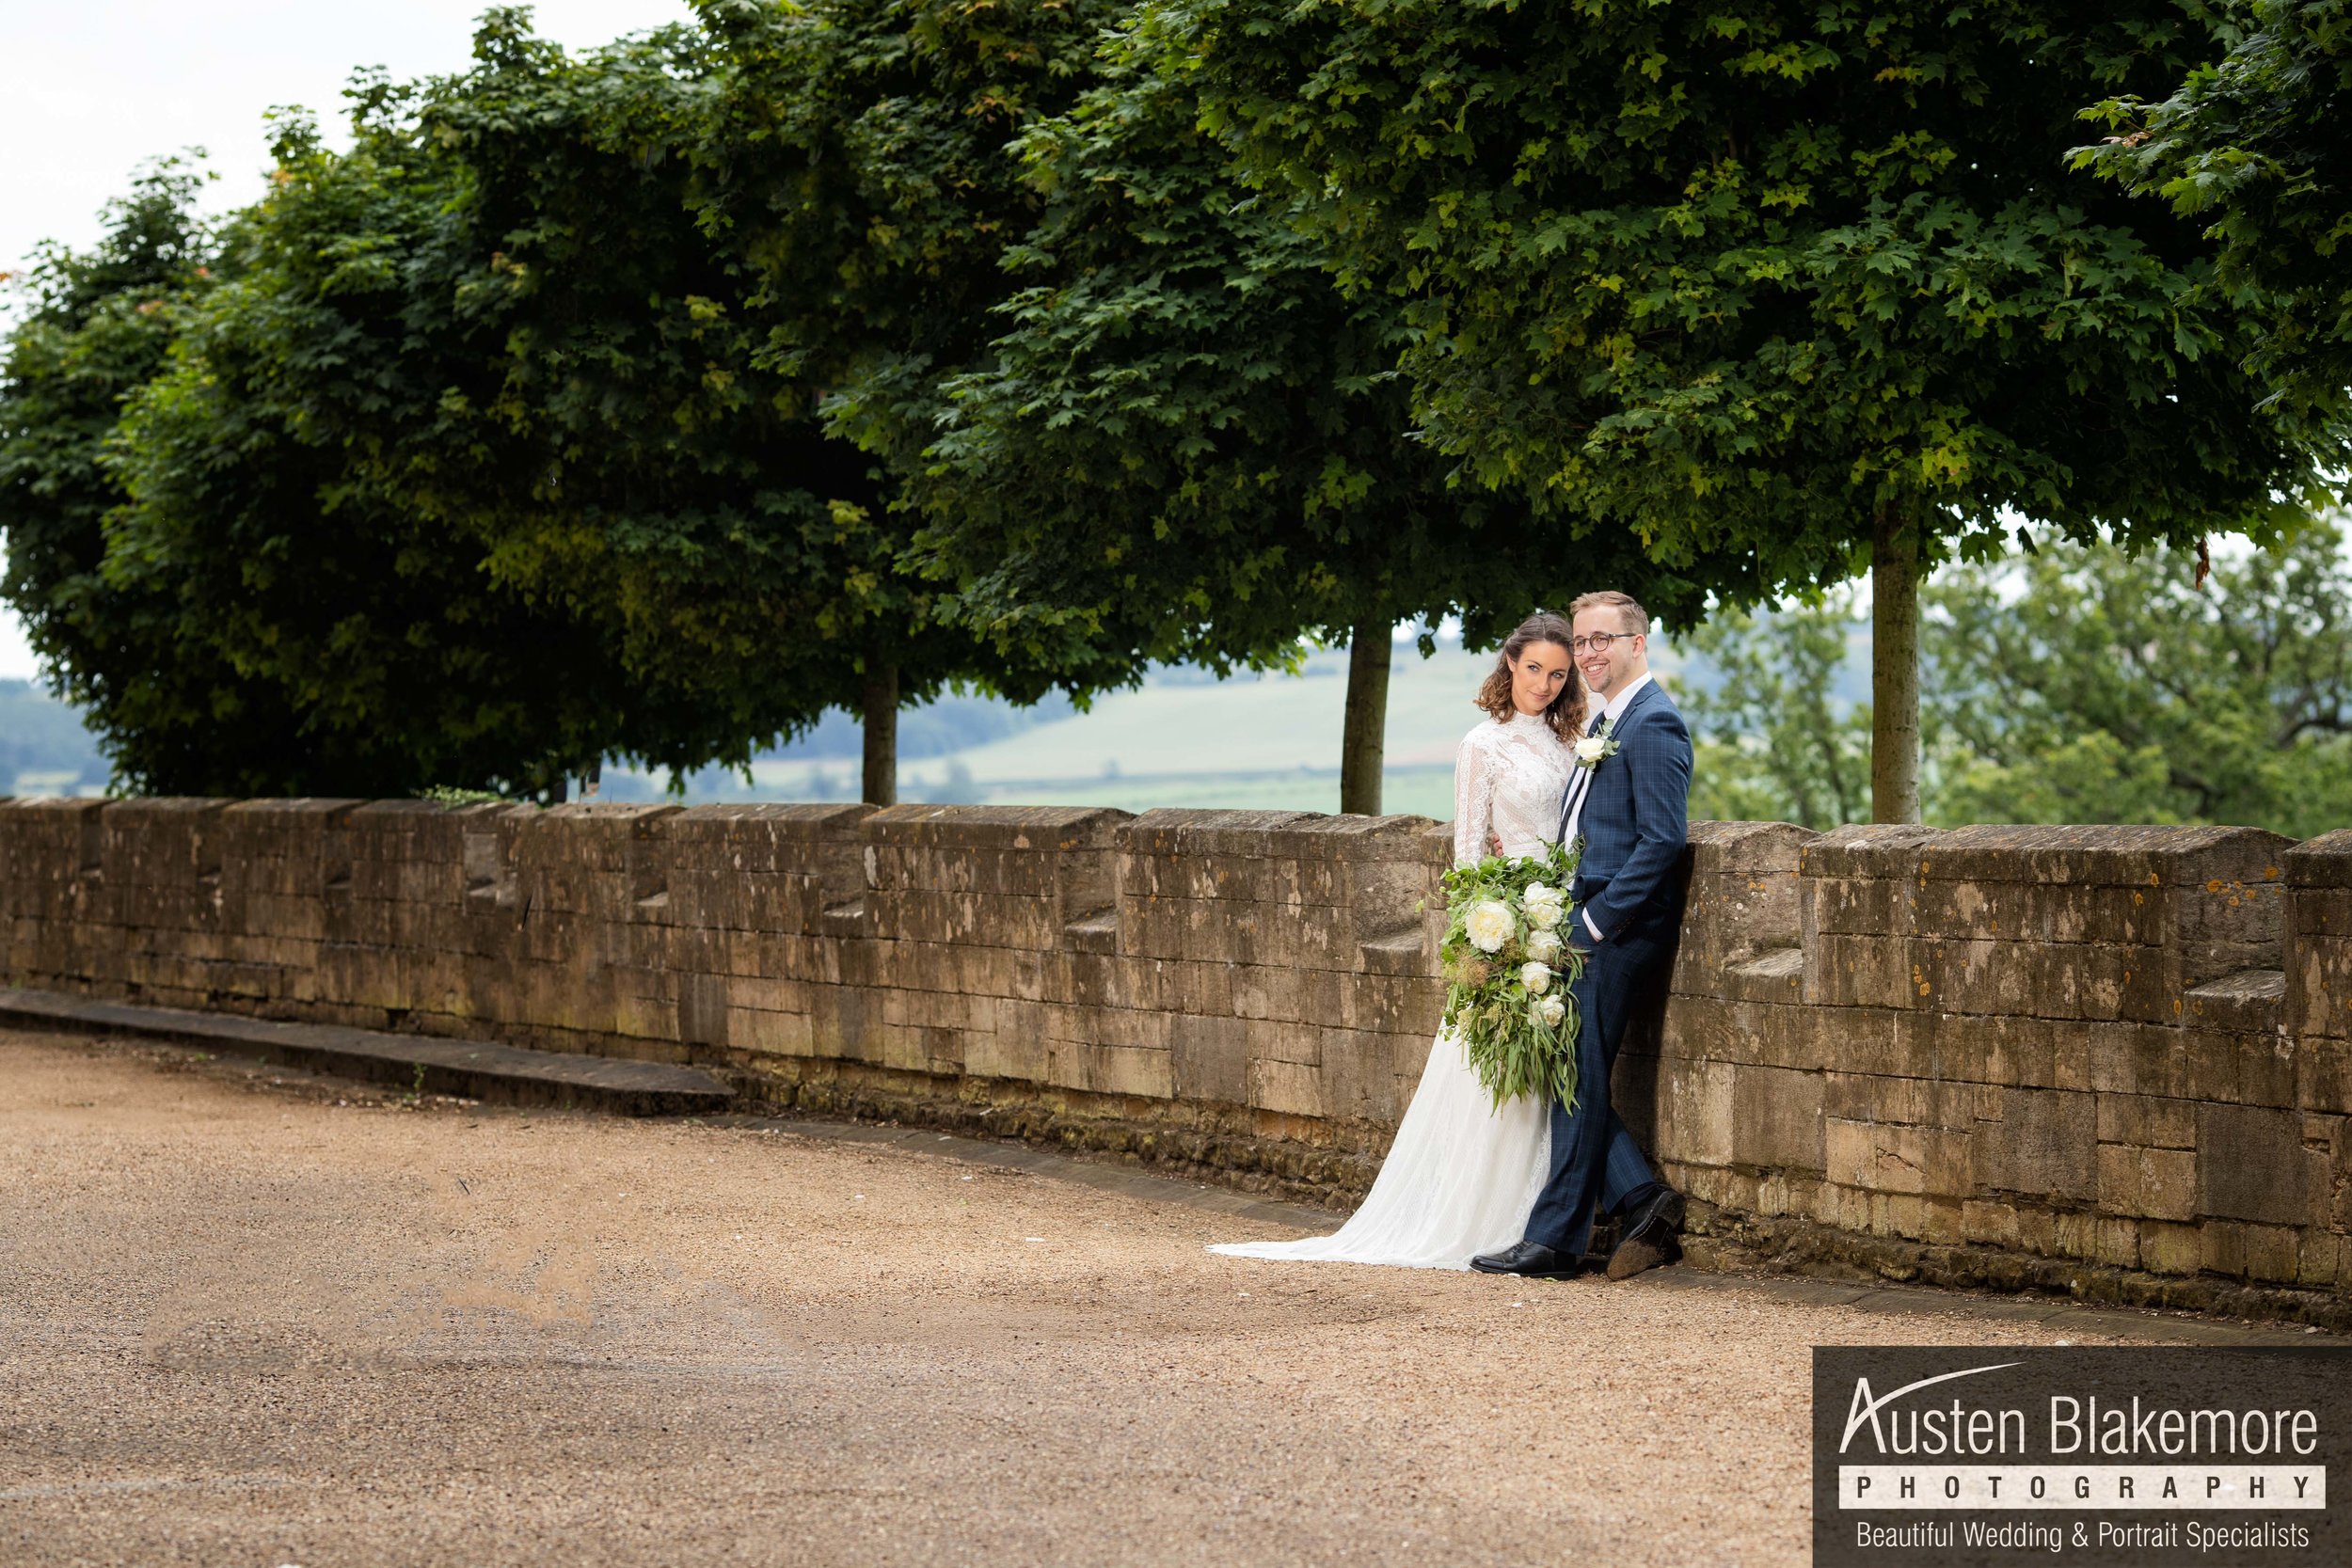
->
xmin=1604 ymin=1189 xmax=1684 ymax=1280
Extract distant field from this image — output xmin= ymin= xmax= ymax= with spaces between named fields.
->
xmin=730 ymin=640 xmax=1502 ymax=818
xmin=743 ymin=641 xmax=1502 ymax=798
xmin=674 ymin=636 xmax=1705 ymax=818
xmin=887 ymin=765 xmax=1461 ymax=820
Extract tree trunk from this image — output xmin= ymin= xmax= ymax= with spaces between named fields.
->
xmin=861 ymin=659 xmax=898 ymax=808
xmin=1340 ymin=615 xmax=1392 ymax=816
xmin=581 ymin=760 xmax=601 ymax=800
xmin=1870 ymin=504 xmax=1922 ymax=825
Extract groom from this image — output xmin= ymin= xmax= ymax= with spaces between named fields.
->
xmin=1473 ymin=590 xmax=1692 ymax=1281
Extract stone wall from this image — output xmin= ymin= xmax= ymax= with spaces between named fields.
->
xmin=4 ymin=797 xmax=2349 ymax=1318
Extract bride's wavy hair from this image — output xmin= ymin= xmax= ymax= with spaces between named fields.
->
xmin=1473 ymin=611 xmax=1586 ymax=744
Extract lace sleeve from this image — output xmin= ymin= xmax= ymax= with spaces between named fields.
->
xmin=1453 ymin=727 xmax=1494 ymax=868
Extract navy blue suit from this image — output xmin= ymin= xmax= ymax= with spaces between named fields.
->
xmin=1522 ymin=677 xmax=1692 ymax=1256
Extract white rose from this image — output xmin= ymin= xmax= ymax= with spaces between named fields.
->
xmin=1538 ymin=993 xmax=1567 ymax=1028
xmin=1464 ymin=899 xmax=1515 ymax=954
xmin=1525 ymin=899 xmax=1563 ymax=931
xmin=1574 ymin=736 xmax=1610 ymax=764
xmin=1526 ymin=929 xmax=1562 ymax=964
xmin=1519 ymin=960 xmax=1552 ymax=994
xmin=1522 ymin=880 xmax=1561 ymax=909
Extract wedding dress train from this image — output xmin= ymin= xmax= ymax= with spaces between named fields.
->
xmin=1210 ymin=709 xmax=1575 ymax=1270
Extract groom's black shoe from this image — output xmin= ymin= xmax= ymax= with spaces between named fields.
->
xmin=1470 ymin=1240 xmax=1574 ymax=1277
xmin=1604 ymin=1187 xmax=1686 ymax=1281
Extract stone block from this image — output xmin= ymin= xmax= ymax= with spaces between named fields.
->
xmin=1799 ymin=823 xmax=1940 ymax=881
xmin=1910 ymin=879 xmax=2162 ymax=945
xmin=2244 ymin=1223 xmax=2303 ymax=1284
xmin=1915 ymin=937 xmax=2166 ymax=1023
xmin=1169 ymin=1013 xmax=1249 ymax=1105
xmin=2290 ymin=934 xmax=2352 ymax=1042
xmin=967 ymin=1026 xmax=1049 ymax=1085
xmin=2184 ymin=969 xmax=2286 ymax=1037
xmin=1682 ymin=820 xmax=1810 ymax=968
xmin=1963 ymin=1199 xmax=2021 ymax=1247
xmin=1353 ymin=973 xmax=1441 ymax=1037
xmin=1803 ymin=876 xmax=1913 ymax=942
xmin=1090 ymin=1044 xmax=1173 ymax=1100
xmin=2139 ymin=1221 xmax=2201 ymax=1276
xmin=2195 ymin=1102 xmax=2306 ymax=1224
xmin=2096 ymin=1145 xmax=2197 ymax=1221
xmin=1715 ymin=946 xmax=1806 ymax=1006
xmin=1321 ymin=1029 xmax=1409 ymax=1123
xmin=1804 ymin=932 xmax=1915 ymax=1010
xmin=1656 ymin=1057 xmax=1736 ymax=1167
xmin=2201 ymin=1219 xmax=2249 ymax=1277
xmin=2090 ymin=1023 xmax=2201 ymax=1101
xmin=1823 ymin=1117 xmax=1968 ymax=1196
xmin=2092 ymin=1216 xmax=2141 ymax=1270
xmin=2093 ymin=1092 xmax=2196 ymax=1149
xmin=1249 ymin=1057 xmax=1325 ymax=1118
xmin=2298 ymin=1230 xmax=2343 ymax=1290
xmin=1213 ymin=1013 xmax=1296 ymax=1072
xmin=1730 ymin=1064 xmax=1825 ymax=1171
xmin=1972 ymin=1087 xmax=2096 ymax=1201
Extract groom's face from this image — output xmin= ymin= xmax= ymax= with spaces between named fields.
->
xmin=1573 ymin=607 xmax=1646 ymax=699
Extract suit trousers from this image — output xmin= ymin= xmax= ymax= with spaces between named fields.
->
xmin=1521 ymin=926 xmax=1670 ymax=1256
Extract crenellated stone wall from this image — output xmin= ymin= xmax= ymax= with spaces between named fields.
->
xmin=5 ymin=796 xmax=2350 ymax=1319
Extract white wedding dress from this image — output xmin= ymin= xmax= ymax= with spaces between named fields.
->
xmin=1210 ymin=709 xmax=1575 ymax=1269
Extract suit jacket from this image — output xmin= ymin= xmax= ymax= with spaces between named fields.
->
xmin=1557 ymin=678 xmax=1692 ymax=943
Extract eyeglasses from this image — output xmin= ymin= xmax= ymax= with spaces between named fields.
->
xmin=1570 ymin=630 xmax=1638 ymax=655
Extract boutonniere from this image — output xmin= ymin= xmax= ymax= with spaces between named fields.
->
xmin=1572 ymin=722 xmax=1620 ymax=770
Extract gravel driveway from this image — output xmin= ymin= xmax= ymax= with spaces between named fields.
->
xmin=0 ymin=1028 xmax=2212 ymax=1567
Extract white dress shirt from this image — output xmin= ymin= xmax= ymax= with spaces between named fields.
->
xmin=1562 ymin=671 xmax=1654 ymax=942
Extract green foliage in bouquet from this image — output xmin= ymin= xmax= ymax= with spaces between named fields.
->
xmin=1438 ymin=841 xmax=1584 ymax=1112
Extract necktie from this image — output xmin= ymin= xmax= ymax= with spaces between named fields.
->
xmin=1559 ymin=707 xmax=1608 ymax=840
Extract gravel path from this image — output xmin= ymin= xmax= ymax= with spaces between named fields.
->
xmin=0 ymin=1028 xmax=2195 ymax=1567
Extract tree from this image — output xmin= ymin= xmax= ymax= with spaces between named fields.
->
xmin=1147 ymin=0 xmax=2337 ymax=822
xmin=1680 ymin=591 xmax=1872 ymax=830
xmin=846 ymin=55 xmax=1775 ymax=812
xmin=2080 ymin=0 xmax=2352 ymax=429
xmin=0 ymin=90 xmax=810 ymax=794
xmin=1923 ymin=521 xmax=2352 ymax=837
xmin=1675 ymin=523 xmax=2352 ymax=836
xmin=337 ymin=1 xmax=1135 ymax=806
xmin=0 ymin=159 xmax=234 ymax=783
xmin=92 ymin=111 xmax=756 ymax=797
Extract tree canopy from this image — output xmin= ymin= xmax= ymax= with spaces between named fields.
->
xmin=844 ymin=55 xmax=1780 ymax=810
xmin=2080 ymin=0 xmax=2352 ymax=428
xmin=338 ymin=1 xmax=1136 ymax=802
xmin=4 ymin=3 xmax=1142 ymax=799
xmin=1146 ymin=0 xmax=2340 ymax=818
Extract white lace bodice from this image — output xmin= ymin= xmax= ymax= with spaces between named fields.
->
xmin=1452 ymin=711 xmax=1575 ymax=866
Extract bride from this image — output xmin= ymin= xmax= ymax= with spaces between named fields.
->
xmin=1211 ymin=610 xmax=1583 ymax=1269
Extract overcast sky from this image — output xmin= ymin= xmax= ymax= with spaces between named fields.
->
xmin=0 ymin=0 xmax=691 ymax=681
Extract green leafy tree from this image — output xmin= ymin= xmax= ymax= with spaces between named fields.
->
xmin=2080 ymin=0 xmax=2352 ymax=427
xmin=0 ymin=159 xmax=236 ymax=780
xmin=1679 ymin=524 xmax=2352 ymax=835
xmin=1681 ymin=592 xmax=1873 ymax=830
xmin=849 ymin=55 xmax=1774 ymax=812
xmin=1148 ymin=0 xmax=2336 ymax=822
xmin=341 ymin=2 xmax=1131 ymax=805
xmin=1924 ymin=521 xmax=2352 ymax=836
xmin=94 ymin=110 xmax=754 ymax=797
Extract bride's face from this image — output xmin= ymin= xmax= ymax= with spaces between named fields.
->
xmin=1509 ymin=641 xmax=1574 ymax=716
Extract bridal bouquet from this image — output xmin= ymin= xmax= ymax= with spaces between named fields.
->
xmin=1438 ymin=840 xmax=1584 ymax=1111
